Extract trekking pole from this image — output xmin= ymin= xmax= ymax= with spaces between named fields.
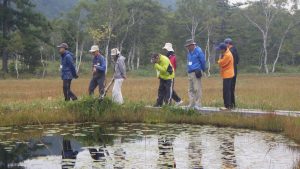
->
xmin=99 ymin=78 xmax=115 ymax=102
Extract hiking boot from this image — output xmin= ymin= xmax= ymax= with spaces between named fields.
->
xmin=220 ymin=107 xmax=231 ymax=111
xmin=153 ymin=104 xmax=162 ymax=108
xmin=194 ymin=105 xmax=202 ymax=111
xmin=175 ymin=100 xmax=184 ymax=107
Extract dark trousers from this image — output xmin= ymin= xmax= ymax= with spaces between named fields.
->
xmin=172 ymin=78 xmax=181 ymax=102
xmin=89 ymin=75 xmax=105 ymax=96
xmin=231 ymin=73 xmax=237 ymax=108
xmin=63 ymin=79 xmax=77 ymax=101
xmin=156 ymin=79 xmax=173 ymax=106
xmin=223 ymin=78 xmax=233 ymax=108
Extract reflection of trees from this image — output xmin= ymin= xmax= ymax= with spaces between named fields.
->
xmin=188 ymin=132 xmax=203 ymax=169
xmin=157 ymin=134 xmax=176 ymax=168
xmin=74 ymin=125 xmax=115 ymax=147
xmin=218 ymin=131 xmax=237 ymax=169
xmin=0 ymin=142 xmax=43 ymax=169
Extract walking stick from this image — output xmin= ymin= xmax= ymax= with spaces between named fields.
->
xmin=99 ymin=78 xmax=115 ymax=102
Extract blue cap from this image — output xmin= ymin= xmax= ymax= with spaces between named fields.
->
xmin=224 ymin=38 xmax=233 ymax=44
xmin=216 ymin=43 xmax=227 ymax=51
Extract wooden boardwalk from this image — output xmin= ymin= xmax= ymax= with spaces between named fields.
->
xmin=188 ymin=107 xmax=300 ymax=117
xmin=146 ymin=106 xmax=300 ymax=117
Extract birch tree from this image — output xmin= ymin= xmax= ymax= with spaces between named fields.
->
xmin=242 ymin=0 xmax=287 ymax=74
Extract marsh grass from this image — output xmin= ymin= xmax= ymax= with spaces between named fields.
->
xmin=0 ymin=74 xmax=300 ymax=110
xmin=1 ymin=97 xmax=300 ymax=145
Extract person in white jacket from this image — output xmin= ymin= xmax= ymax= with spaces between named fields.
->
xmin=111 ymin=48 xmax=126 ymax=104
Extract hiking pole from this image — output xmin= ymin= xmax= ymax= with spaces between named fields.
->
xmin=99 ymin=78 xmax=115 ymax=102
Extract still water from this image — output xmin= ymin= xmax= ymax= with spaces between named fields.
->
xmin=0 ymin=123 xmax=299 ymax=169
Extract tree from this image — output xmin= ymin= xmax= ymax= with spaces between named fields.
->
xmin=242 ymin=0 xmax=288 ymax=74
xmin=272 ymin=1 xmax=300 ymax=72
xmin=0 ymin=0 xmax=51 ymax=73
xmin=177 ymin=0 xmax=206 ymax=41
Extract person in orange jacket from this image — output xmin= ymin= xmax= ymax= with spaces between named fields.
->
xmin=216 ymin=43 xmax=235 ymax=110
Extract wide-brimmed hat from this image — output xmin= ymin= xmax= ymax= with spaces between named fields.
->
xmin=111 ymin=48 xmax=120 ymax=56
xmin=162 ymin=43 xmax=174 ymax=52
xmin=184 ymin=39 xmax=196 ymax=47
xmin=57 ymin=43 xmax=68 ymax=49
xmin=89 ymin=45 xmax=99 ymax=53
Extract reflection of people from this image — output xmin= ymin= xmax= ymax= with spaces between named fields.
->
xmin=218 ymin=132 xmax=237 ymax=168
xmin=158 ymin=134 xmax=176 ymax=168
xmin=151 ymin=53 xmax=175 ymax=107
xmin=162 ymin=43 xmax=183 ymax=106
xmin=57 ymin=43 xmax=78 ymax=101
xmin=89 ymin=147 xmax=107 ymax=168
xmin=113 ymin=147 xmax=126 ymax=169
xmin=111 ymin=48 xmax=126 ymax=104
xmin=62 ymin=139 xmax=78 ymax=169
xmin=88 ymin=45 xmax=106 ymax=97
xmin=185 ymin=39 xmax=206 ymax=110
xmin=188 ymin=134 xmax=203 ymax=169
xmin=216 ymin=43 xmax=235 ymax=110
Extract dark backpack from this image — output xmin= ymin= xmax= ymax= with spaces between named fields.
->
xmin=167 ymin=64 xmax=173 ymax=75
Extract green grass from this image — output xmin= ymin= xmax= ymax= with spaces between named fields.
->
xmin=1 ymin=97 xmax=300 ymax=145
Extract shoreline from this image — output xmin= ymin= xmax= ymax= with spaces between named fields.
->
xmin=0 ymin=97 xmax=300 ymax=145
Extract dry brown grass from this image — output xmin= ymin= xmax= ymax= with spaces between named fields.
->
xmin=1 ymin=74 xmax=300 ymax=110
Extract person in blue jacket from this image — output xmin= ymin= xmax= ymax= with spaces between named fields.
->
xmin=57 ymin=43 xmax=78 ymax=101
xmin=185 ymin=39 xmax=206 ymax=110
xmin=88 ymin=45 xmax=106 ymax=97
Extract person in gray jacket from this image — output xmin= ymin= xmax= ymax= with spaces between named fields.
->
xmin=111 ymin=48 xmax=126 ymax=104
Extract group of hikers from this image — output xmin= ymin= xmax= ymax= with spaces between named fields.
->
xmin=57 ymin=37 xmax=239 ymax=111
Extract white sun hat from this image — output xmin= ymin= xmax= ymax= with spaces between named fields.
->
xmin=111 ymin=48 xmax=120 ymax=56
xmin=89 ymin=45 xmax=99 ymax=53
xmin=162 ymin=43 xmax=174 ymax=52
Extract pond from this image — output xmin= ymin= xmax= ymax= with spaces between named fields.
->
xmin=0 ymin=123 xmax=299 ymax=169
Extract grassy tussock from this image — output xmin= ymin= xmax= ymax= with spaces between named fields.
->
xmin=1 ymin=97 xmax=300 ymax=145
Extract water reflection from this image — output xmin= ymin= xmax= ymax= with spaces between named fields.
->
xmin=218 ymin=130 xmax=237 ymax=169
xmin=0 ymin=123 xmax=299 ymax=169
xmin=62 ymin=139 xmax=77 ymax=169
xmin=188 ymin=130 xmax=203 ymax=169
xmin=158 ymin=134 xmax=176 ymax=168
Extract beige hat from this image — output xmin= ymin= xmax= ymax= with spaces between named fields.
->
xmin=111 ymin=48 xmax=120 ymax=56
xmin=89 ymin=45 xmax=99 ymax=53
xmin=162 ymin=43 xmax=174 ymax=52
xmin=184 ymin=39 xmax=196 ymax=47
xmin=57 ymin=43 xmax=69 ymax=49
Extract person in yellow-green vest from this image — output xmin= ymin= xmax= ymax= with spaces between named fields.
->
xmin=151 ymin=53 xmax=175 ymax=107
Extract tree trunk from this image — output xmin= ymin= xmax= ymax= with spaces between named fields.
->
xmin=136 ymin=47 xmax=140 ymax=70
xmin=127 ymin=47 xmax=132 ymax=71
xmin=76 ymin=41 xmax=84 ymax=73
xmin=131 ymin=40 xmax=136 ymax=70
xmin=40 ymin=48 xmax=46 ymax=78
xmin=263 ymin=33 xmax=269 ymax=74
xmin=272 ymin=22 xmax=299 ymax=73
xmin=205 ymin=28 xmax=211 ymax=77
xmin=14 ymin=54 xmax=19 ymax=79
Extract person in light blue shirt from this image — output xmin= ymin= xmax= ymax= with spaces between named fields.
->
xmin=185 ymin=39 xmax=206 ymax=110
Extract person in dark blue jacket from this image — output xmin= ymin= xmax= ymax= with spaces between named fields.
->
xmin=185 ymin=39 xmax=206 ymax=110
xmin=57 ymin=43 xmax=78 ymax=101
xmin=88 ymin=45 xmax=106 ymax=97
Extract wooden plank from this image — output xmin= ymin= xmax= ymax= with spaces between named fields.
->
xmin=145 ymin=105 xmax=300 ymax=117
